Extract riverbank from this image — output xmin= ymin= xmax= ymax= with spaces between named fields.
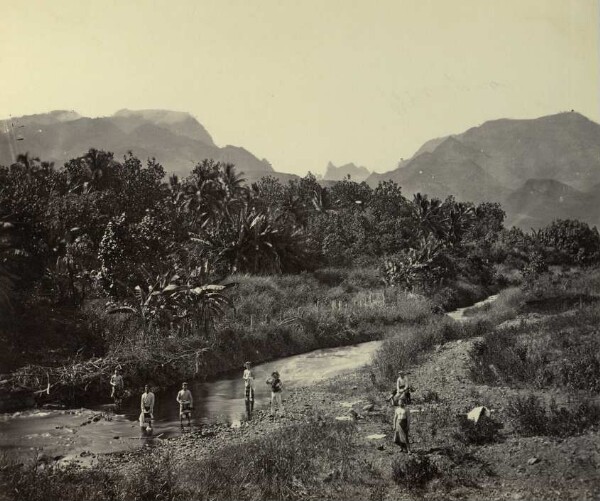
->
xmin=3 ymin=268 xmax=498 ymax=411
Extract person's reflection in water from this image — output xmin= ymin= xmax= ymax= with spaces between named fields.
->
xmin=140 ymin=384 xmax=155 ymax=436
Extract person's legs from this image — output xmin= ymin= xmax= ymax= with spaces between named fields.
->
xmin=270 ymin=392 xmax=276 ymax=415
xmin=275 ymin=392 xmax=283 ymax=413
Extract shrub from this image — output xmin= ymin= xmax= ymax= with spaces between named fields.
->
xmin=453 ymin=414 xmax=503 ymax=445
xmin=421 ymin=390 xmax=440 ymax=403
xmin=391 ymin=455 xmax=438 ymax=489
xmin=470 ymin=302 xmax=600 ymax=392
xmin=506 ymin=395 xmax=600 ymax=437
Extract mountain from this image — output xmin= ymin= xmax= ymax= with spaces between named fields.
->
xmin=112 ymin=109 xmax=216 ymax=146
xmin=366 ymin=112 xmax=600 ymax=228
xmin=503 ymin=179 xmax=598 ymax=229
xmin=456 ymin=112 xmax=600 ymax=190
xmin=324 ymin=162 xmax=370 ymax=182
xmin=368 ymin=137 xmax=507 ymax=203
xmin=0 ymin=109 xmax=278 ymax=180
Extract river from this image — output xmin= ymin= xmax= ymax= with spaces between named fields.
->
xmin=0 ymin=295 xmax=496 ymax=464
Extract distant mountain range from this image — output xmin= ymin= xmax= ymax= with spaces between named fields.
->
xmin=2 ymin=109 xmax=598 ymax=229
xmin=324 ymin=161 xmax=371 ymax=182
xmin=366 ymin=112 xmax=600 ymax=228
xmin=0 ymin=109 xmax=296 ymax=184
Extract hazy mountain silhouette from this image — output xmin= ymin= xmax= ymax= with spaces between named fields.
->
xmin=0 ymin=109 xmax=279 ymax=180
xmin=324 ymin=161 xmax=370 ymax=182
xmin=368 ymin=136 xmax=507 ymax=203
xmin=367 ymin=111 xmax=600 ymax=228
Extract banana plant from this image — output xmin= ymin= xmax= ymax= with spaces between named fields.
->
xmin=107 ymin=269 xmax=234 ymax=338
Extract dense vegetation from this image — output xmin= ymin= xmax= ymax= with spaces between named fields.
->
xmin=1 ymin=149 xmax=600 ymax=401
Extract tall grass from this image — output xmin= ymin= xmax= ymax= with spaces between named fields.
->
xmin=372 ymin=317 xmax=490 ymax=386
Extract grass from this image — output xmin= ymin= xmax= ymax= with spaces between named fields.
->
xmin=372 ymin=317 xmax=490 ymax=387
xmin=506 ymin=394 xmax=600 ymax=437
xmin=0 ymin=418 xmax=364 ymax=501
xmin=469 ymin=303 xmax=600 ymax=392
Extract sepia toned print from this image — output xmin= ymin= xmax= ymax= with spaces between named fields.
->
xmin=0 ymin=1 xmax=599 ymax=499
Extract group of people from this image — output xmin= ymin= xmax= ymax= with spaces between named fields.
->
xmin=243 ymin=361 xmax=284 ymax=420
xmin=109 ymin=361 xmax=285 ymax=435
xmin=137 ymin=382 xmax=193 ymax=435
xmin=111 ymin=364 xmax=410 ymax=450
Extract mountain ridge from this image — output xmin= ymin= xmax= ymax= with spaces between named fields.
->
xmin=0 ymin=109 xmax=275 ymax=179
xmin=366 ymin=111 xmax=600 ymax=228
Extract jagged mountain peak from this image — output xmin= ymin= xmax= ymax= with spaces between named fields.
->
xmin=324 ymin=161 xmax=370 ymax=181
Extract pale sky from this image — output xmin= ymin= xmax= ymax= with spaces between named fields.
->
xmin=1 ymin=0 xmax=599 ymax=175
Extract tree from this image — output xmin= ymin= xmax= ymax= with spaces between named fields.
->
xmin=537 ymin=219 xmax=600 ymax=265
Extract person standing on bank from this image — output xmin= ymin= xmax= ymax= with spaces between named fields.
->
xmin=393 ymin=398 xmax=411 ymax=452
xmin=139 ymin=384 xmax=155 ymax=435
xmin=396 ymin=370 xmax=411 ymax=404
xmin=266 ymin=371 xmax=284 ymax=416
xmin=176 ymin=382 xmax=194 ymax=429
xmin=243 ymin=361 xmax=255 ymax=420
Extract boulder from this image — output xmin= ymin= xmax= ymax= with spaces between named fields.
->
xmin=467 ymin=406 xmax=489 ymax=423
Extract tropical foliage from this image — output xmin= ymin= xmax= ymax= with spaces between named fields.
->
xmin=1 ymin=148 xmax=599 ymax=377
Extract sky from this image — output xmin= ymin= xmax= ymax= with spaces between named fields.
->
xmin=1 ymin=0 xmax=599 ymax=175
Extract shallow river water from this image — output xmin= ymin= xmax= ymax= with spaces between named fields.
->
xmin=0 ymin=295 xmax=495 ymax=463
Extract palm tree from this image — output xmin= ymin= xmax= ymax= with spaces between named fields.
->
xmin=411 ymin=193 xmax=447 ymax=239
xmin=219 ymin=163 xmax=246 ymax=200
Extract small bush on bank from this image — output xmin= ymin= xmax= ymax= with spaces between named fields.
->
xmin=453 ymin=415 xmax=503 ymax=445
xmin=421 ymin=390 xmax=440 ymax=403
xmin=506 ymin=395 xmax=600 ymax=437
xmin=391 ymin=455 xmax=438 ymax=490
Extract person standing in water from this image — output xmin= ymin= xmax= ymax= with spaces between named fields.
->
xmin=110 ymin=367 xmax=124 ymax=409
xmin=266 ymin=371 xmax=284 ymax=416
xmin=243 ymin=361 xmax=255 ymax=420
xmin=176 ymin=382 xmax=194 ymax=429
xmin=393 ymin=398 xmax=411 ymax=452
xmin=140 ymin=384 xmax=155 ymax=435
